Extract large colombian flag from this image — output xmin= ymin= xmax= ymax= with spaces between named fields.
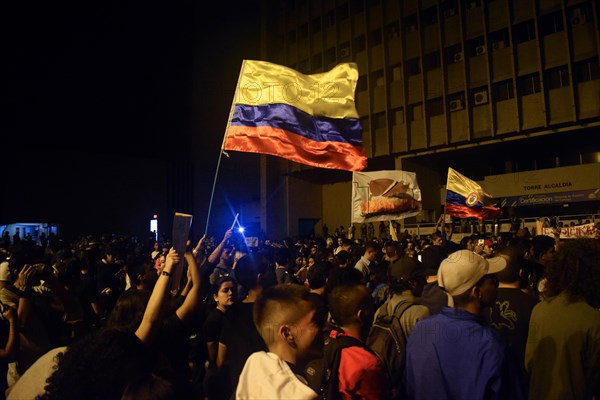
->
xmin=223 ymin=60 xmax=367 ymax=171
xmin=445 ymin=167 xmax=502 ymax=220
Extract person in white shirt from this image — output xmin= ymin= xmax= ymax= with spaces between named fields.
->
xmin=236 ymin=284 xmax=324 ymax=399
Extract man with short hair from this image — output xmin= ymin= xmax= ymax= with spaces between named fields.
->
xmin=369 ymin=255 xmax=430 ymax=398
xmin=486 ymin=246 xmax=539 ymax=396
xmin=327 ymin=284 xmax=390 ymax=399
xmin=354 ymin=243 xmax=377 ymax=285
xmin=236 ymin=284 xmax=322 ymax=399
xmin=274 ymin=247 xmax=298 ymax=285
xmin=405 ymin=250 xmax=522 ymax=400
xmin=306 ymin=261 xmax=331 ymax=326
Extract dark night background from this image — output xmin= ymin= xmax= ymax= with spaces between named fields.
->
xmin=2 ymin=1 xmax=262 ymax=241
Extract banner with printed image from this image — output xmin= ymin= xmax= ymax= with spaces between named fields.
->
xmin=352 ymin=170 xmax=422 ymax=223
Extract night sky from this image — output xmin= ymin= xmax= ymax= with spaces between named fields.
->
xmin=3 ymin=0 xmax=261 ymax=239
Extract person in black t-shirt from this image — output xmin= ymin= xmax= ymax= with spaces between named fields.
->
xmin=217 ymin=255 xmax=270 ymax=398
xmin=485 ymin=246 xmax=539 ymax=396
xmin=202 ymin=276 xmax=237 ymax=400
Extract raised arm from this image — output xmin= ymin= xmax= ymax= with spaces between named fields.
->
xmin=175 ymin=250 xmax=202 ymax=322
xmin=14 ymin=264 xmax=35 ymax=326
xmin=207 ymin=229 xmax=233 ymax=265
xmin=135 ymin=248 xmax=180 ymax=344
xmin=192 ymin=234 xmax=206 ymax=258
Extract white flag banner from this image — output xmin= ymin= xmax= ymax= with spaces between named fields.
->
xmin=352 ymin=170 xmax=422 ymax=223
xmin=542 ymin=223 xmax=596 ymax=239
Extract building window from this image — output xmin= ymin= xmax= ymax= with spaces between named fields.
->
xmin=472 ymin=87 xmax=489 ymax=106
xmin=441 ymin=0 xmax=458 ymax=18
xmin=540 ymin=11 xmax=564 ymax=36
xmin=354 ymin=35 xmax=366 ymax=52
xmin=371 ymin=70 xmax=384 ymax=86
xmin=325 ymin=47 xmax=336 ymax=65
xmin=374 ymin=112 xmax=386 ymax=129
xmin=518 ymin=74 xmax=541 ymax=96
xmin=574 ymin=58 xmax=600 ymax=82
xmin=568 ymin=3 xmax=591 ymax=27
xmin=390 ymin=64 xmax=402 ymax=81
xmin=424 ymin=52 xmax=441 ymax=71
xmin=361 ymin=117 xmax=370 ymax=132
xmin=468 ymin=36 xmax=486 ymax=57
xmin=287 ymin=29 xmax=297 ymax=44
xmin=386 ymin=22 xmax=400 ymax=39
xmin=448 ymin=92 xmax=465 ymax=112
xmin=428 ymin=98 xmax=444 ymax=116
xmin=545 ymin=66 xmax=570 ymax=89
xmin=514 ymin=20 xmax=536 ymax=44
xmin=337 ymin=3 xmax=349 ymax=21
xmin=493 ymin=80 xmax=514 ymax=101
xmin=311 ymin=18 xmax=322 ymax=34
xmin=371 ymin=29 xmax=382 ymax=46
xmin=488 ymin=29 xmax=509 ymax=51
xmin=408 ymin=104 xmax=421 ymax=121
xmin=406 ymin=58 xmax=421 ymax=76
xmin=465 ymin=0 xmax=481 ymax=10
xmin=339 ymin=42 xmax=351 ymax=59
xmin=404 ymin=14 xmax=418 ymax=33
xmin=324 ymin=10 xmax=335 ymax=28
xmin=445 ymin=44 xmax=463 ymax=64
xmin=350 ymin=0 xmax=364 ymax=15
xmin=357 ymin=75 xmax=368 ymax=91
xmin=391 ymin=108 xmax=405 ymax=125
xmin=298 ymin=24 xmax=308 ymax=39
xmin=421 ymin=6 xmax=438 ymax=26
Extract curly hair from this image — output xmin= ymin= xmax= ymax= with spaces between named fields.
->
xmin=543 ymin=238 xmax=600 ymax=308
xmin=38 ymin=328 xmax=153 ymax=400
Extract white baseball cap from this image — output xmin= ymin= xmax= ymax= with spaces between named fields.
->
xmin=437 ymin=250 xmax=506 ymax=297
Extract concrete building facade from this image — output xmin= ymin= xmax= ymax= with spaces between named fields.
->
xmin=255 ymin=0 xmax=600 ymax=239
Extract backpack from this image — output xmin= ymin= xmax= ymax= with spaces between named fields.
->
xmin=304 ymin=330 xmax=372 ymax=400
xmin=365 ymin=300 xmax=414 ymax=400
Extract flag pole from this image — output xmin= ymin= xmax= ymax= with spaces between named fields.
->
xmin=444 ymin=168 xmax=450 ymax=217
xmin=205 ymin=60 xmax=247 ymax=236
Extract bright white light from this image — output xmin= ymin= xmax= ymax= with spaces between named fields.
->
xmin=150 ymin=219 xmax=158 ymax=240
xmin=238 ymin=227 xmax=245 ymax=233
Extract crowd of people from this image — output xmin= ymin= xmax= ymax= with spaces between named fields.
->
xmin=0 ymin=218 xmax=598 ymax=399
